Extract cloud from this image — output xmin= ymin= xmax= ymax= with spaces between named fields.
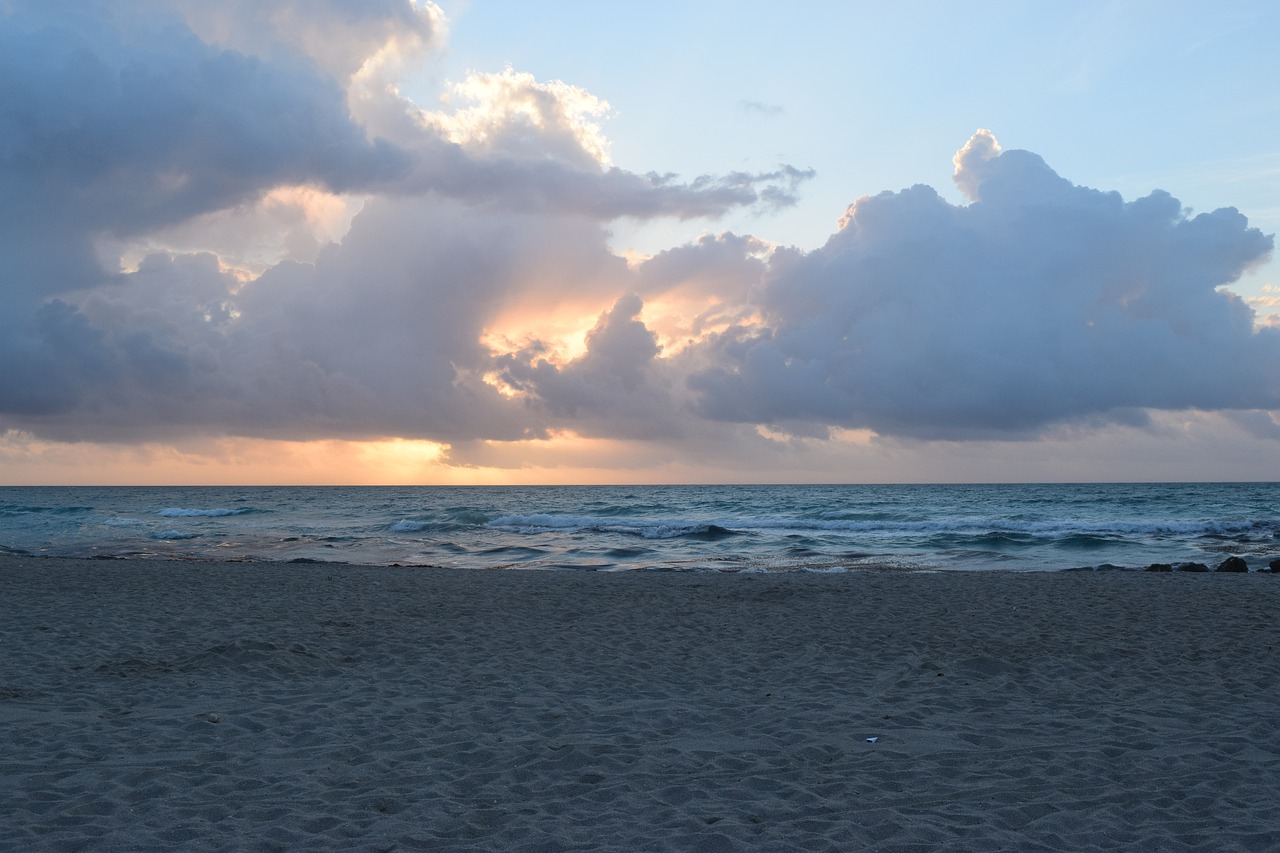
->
xmin=686 ymin=130 xmax=1278 ymax=439
xmin=407 ymin=67 xmax=813 ymax=217
xmin=739 ymin=99 xmax=784 ymax=118
xmin=0 ymin=0 xmax=793 ymax=287
xmin=22 ymin=195 xmax=634 ymax=443
xmin=2 ymin=1 xmax=1278 ymax=468
xmin=424 ymin=66 xmax=616 ymax=170
xmin=400 ymin=68 xmax=814 ymax=219
xmin=0 ymin=0 xmax=407 ymax=304
xmin=170 ymin=0 xmax=445 ymax=83
xmin=494 ymin=293 xmax=683 ymax=441
xmin=0 ymin=0 xmax=811 ymax=445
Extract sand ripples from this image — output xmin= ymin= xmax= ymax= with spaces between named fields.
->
xmin=2 ymin=559 xmax=1278 ymax=851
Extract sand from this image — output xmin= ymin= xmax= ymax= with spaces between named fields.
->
xmin=1 ymin=557 xmax=1277 ymax=852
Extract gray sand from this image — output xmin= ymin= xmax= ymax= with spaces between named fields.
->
xmin=2 ymin=557 xmax=1277 ymax=851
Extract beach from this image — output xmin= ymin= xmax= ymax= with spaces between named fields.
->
xmin=2 ymin=557 xmax=1277 ymax=852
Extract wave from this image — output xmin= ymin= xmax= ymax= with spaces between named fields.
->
xmin=0 ymin=504 xmax=94 ymax=518
xmin=389 ymin=518 xmax=486 ymax=535
xmin=794 ymin=517 xmax=1273 ymax=539
xmin=479 ymin=545 xmax=549 ymax=559
xmin=664 ymin=524 xmax=738 ymax=541
xmin=2 ymin=484 xmax=1276 ymax=572
xmin=487 ymin=514 xmax=741 ymax=540
xmin=739 ymin=564 xmax=855 ymax=575
xmin=484 ymin=511 xmax=1274 ymax=542
xmin=442 ymin=507 xmax=494 ymax=526
xmin=605 ymin=546 xmax=656 ymax=558
xmin=389 ymin=520 xmax=428 ymax=533
xmin=157 ymin=507 xmax=255 ymax=517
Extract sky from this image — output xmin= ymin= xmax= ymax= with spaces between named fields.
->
xmin=2 ymin=0 xmax=1280 ymax=485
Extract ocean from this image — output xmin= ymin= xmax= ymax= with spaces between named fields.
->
xmin=0 ymin=483 xmax=1277 ymax=572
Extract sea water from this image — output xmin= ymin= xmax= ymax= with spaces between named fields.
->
xmin=0 ymin=483 xmax=1277 ymax=572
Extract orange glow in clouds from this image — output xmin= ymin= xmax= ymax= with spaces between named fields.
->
xmin=0 ymin=431 xmax=724 ymax=486
xmin=0 ymin=433 xmax=447 ymax=486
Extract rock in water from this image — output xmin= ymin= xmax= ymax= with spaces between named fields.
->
xmin=1215 ymin=557 xmax=1248 ymax=573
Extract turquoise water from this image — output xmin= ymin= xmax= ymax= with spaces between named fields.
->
xmin=1 ymin=483 xmax=1277 ymax=572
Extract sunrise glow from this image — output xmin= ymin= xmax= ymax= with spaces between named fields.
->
xmin=2 ymin=2 xmax=1278 ymax=485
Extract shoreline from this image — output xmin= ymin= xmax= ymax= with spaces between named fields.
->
xmin=3 ymin=556 xmax=1278 ymax=851
xmin=4 ymin=550 xmax=1277 ymax=574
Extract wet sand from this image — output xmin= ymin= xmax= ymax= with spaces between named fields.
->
xmin=2 ymin=556 xmax=1277 ymax=851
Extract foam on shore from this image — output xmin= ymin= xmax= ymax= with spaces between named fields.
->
xmin=2 ymin=556 xmax=1277 ymax=851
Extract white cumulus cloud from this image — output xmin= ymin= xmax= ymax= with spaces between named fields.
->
xmin=685 ymin=130 xmax=1277 ymax=439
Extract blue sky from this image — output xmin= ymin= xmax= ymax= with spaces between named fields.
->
xmin=427 ymin=0 xmax=1279 ymax=281
xmin=1 ymin=0 xmax=1278 ymax=484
